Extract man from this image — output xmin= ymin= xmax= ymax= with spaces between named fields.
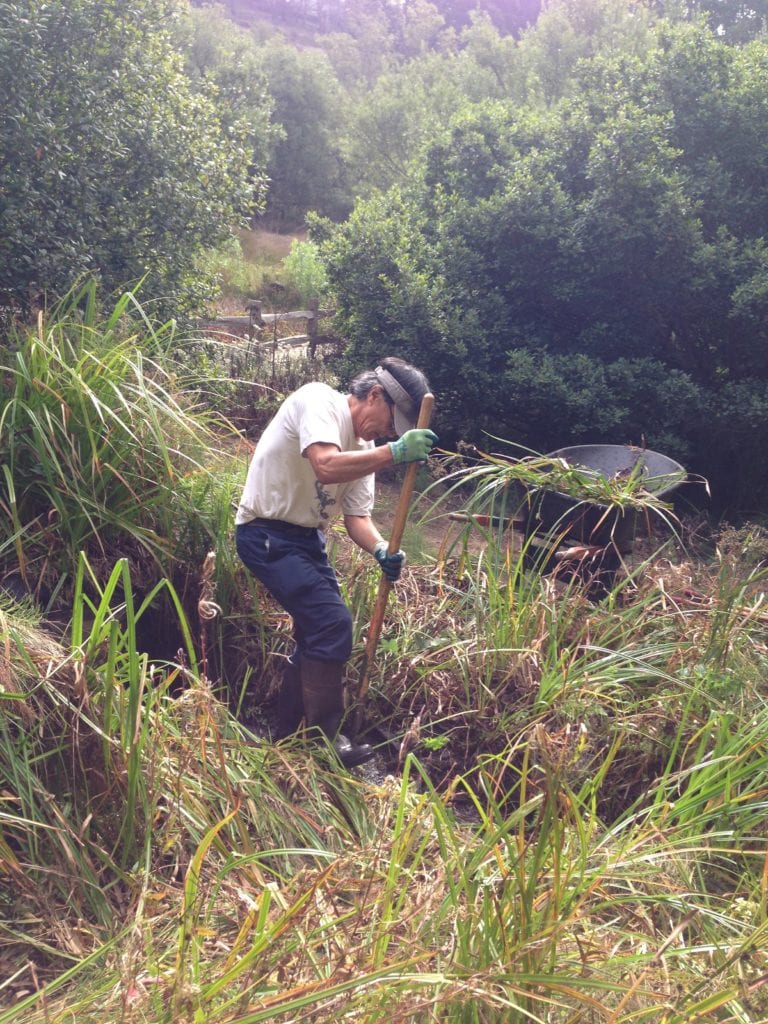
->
xmin=235 ymin=356 xmax=437 ymax=768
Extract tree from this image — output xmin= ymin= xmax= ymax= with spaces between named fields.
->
xmin=458 ymin=10 xmax=525 ymax=97
xmin=320 ymin=21 xmax=768 ymax=510
xmin=175 ymin=3 xmax=274 ymax=143
xmin=333 ymin=15 xmax=527 ymax=197
xmin=0 ymin=0 xmax=259 ymax=318
xmin=318 ymin=2 xmax=398 ymax=86
xmin=657 ymin=0 xmax=768 ymax=42
xmin=344 ymin=52 xmax=487 ymax=196
xmin=173 ymin=4 xmax=275 ymax=226
xmin=517 ymin=0 xmax=656 ymax=106
xmin=423 ymin=0 xmax=542 ymax=36
xmin=257 ymin=41 xmax=352 ymax=226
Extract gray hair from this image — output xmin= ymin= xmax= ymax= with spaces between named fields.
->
xmin=348 ymin=369 xmax=380 ymax=400
xmin=350 ymin=356 xmax=431 ymax=406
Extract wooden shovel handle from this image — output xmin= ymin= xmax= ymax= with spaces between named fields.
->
xmin=357 ymin=392 xmax=435 ymax=704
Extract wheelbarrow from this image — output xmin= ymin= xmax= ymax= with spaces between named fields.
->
xmin=520 ymin=444 xmax=687 ymax=598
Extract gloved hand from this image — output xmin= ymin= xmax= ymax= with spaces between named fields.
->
xmin=388 ymin=428 xmax=438 ymax=465
xmin=373 ymin=541 xmax=406 ymax=582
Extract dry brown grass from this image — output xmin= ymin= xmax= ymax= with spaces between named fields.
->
xmin=237 ymin=227 xmax=307 ymax=263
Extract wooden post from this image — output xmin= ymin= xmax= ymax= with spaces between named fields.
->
xmin=308 ymin=297 xmax=318 ymax=358
xmin=247 ymin=299 xmax=263 ymax=344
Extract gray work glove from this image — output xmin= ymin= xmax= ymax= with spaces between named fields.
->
xmin=388 ymin=428 xmax=438 ymax=465
xmin=373 ymin=541 xmax=406 ymax=582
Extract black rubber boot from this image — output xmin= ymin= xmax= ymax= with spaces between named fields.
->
xmin=275 ymin=656 xmax=304 ymax=739
xmin=300 ymin=658 xmax=374 ymax=768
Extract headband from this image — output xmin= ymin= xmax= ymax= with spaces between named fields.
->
xmin=375 ymin=366 xmax=418 ymax=436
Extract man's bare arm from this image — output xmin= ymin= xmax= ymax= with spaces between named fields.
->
xmin=305 ymin=442 xmax=394 ymax=484
xmin=343 ymin=514 xmax=386 ymax=553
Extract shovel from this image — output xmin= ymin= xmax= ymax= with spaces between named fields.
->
xmin=350 ymin=392 xmax=435 ymax=741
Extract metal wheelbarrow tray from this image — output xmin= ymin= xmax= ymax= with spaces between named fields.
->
xmin=521 ymin=444 xmax=687 ymax=596
xmin=524 ymin=444 xmax=687 ymax=550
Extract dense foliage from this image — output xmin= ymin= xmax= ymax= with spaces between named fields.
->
xmin=257 ymin=41 xmax=352 ymax=225
xmin=0 ymin=0 xmax=263 ymax=317
xmin=174 ymin=0 xmax=768 ymax=513
xmin=319 ymin=17 xmax=768 ymax=513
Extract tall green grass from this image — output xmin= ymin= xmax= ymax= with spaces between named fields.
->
xmin=198 ymin=235 xmax=268 ymax=304
xmin=4 ymin=530 xmax=768 ymax=1021
xmin=6 ymin=716 xmax=768 ymax=1021
xmin=3 ymin=290 xmax=768 ymax=1022
xmin=0 ymin=284 xmax=232 ymax=595
xmin=0 ymin=557 xmax=376 ymax=1011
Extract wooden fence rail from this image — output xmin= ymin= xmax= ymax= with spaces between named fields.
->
xmin=198 ymin=298 xmax=336 ymax=356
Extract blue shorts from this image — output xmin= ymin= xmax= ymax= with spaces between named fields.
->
xmin=235 ymin=519 xmax=353 ymax=663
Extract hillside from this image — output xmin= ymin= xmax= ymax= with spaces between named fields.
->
xmin=197 ymin=0 xmax=542 ymax=40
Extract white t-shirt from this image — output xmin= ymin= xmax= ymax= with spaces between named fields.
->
xmin=235 ymin=382 xmax=375 ymax=528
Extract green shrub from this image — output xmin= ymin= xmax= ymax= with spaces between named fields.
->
xmin=282 ymin=239 xmax=330 ymax=305
xmin=198 ymin=235 xmax=267 ymax=303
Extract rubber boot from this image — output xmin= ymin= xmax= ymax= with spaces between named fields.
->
xmin=275 ymin=656 xmax=304 ymax=740
xmin=300 ymin=658 xmax=374 ymax=768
